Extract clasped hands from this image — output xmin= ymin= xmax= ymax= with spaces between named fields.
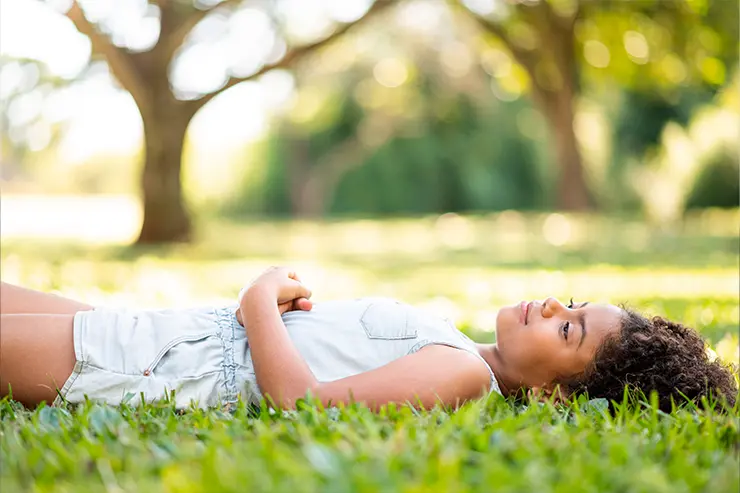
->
xmin=236 ymin=267 xmax=313 ymax=327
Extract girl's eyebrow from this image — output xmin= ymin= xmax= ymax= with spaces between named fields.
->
xmin=577 ymin=303 xmax=589 ymax=349
xmin=577 ymin=312 xmax=587 ymax=349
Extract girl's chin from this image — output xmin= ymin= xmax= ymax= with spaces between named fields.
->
xmin=494 ymin=308 xmax=512 ymax=335
xmin=496 ymin=305 xmax=518 ymax=323
xmin=494 ymin=305 xmax=521 ymax=339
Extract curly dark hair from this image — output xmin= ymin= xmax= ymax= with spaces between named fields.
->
xmin=560 ymin=309 xmax=738 ymax=412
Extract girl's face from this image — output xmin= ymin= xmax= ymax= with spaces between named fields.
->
xmin=495 ymin=298 xmax=623 ymax=389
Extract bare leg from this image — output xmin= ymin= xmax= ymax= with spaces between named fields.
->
xmin=0 ymin=314 xmax=76 ymax=407
xmin=0 ymin=282 xmax=93 ymax=315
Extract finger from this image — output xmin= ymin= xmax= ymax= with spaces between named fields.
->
xmin=296 ymin=281 xmax=312 ymax=298
xmin=275 ymin=280 xmax=312 ymax=305
xmin=291 ymin=279 xmax=312 ymax=300
xmin=295 ymin=297 xmax=313 ymax=311
xmin=277 ymin=298 xmax=311 ymax=315
xmin=278 ymin=301 xmax=290 ymax=315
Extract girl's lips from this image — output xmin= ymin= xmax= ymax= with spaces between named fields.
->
xmin=520 ymin=301 xmax=528 ymax=324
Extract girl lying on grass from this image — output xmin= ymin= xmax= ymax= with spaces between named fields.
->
xmin=1 ymin=267 xmax=736 ymax=413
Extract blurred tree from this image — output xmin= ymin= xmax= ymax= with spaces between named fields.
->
xmin=607 ymin=87 xmax=715 ymax=210
xmin=64 ymin=0 xmax=394 ymax=243
xmin=331 ymin=95 xmax=544 ymax=215
xmin=230 ymin=55 xmax=546 ymax=217
xmin=685 ymin=149 xmax=739 ymax=210
xmin=0 ymin=58 xmax=68 ymax=183
xmin=226 ymin=4 xmax=551 ymax=219
xmin=456 ymin=0 xmax=738 ymax=211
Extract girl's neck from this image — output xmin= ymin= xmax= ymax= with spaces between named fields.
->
xmin=476 ymin=343 xmax=517 ymax=397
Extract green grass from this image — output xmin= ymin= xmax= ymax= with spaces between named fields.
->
xmin=1 ymin=395 xmax=738 ymax=493
xmin=1 ymin=211 xmax=739 ymax=492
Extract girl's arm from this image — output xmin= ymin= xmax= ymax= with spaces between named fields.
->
xmin=240 ymin=268 xmax=491 ymax=410
xmin=240 ymin=286 xmax=319 ymax=406
xmin=310 ymin=345 xmax=490 ymax=410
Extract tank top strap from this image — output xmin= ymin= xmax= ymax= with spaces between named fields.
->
xmin=409 ymin=338 xmax=501 ymax=395
xmin=406 ymin=310 xmax=502 ymax=396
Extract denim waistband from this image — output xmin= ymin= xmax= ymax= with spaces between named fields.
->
xmin=215 ymin=306 xmax=241 ymax=407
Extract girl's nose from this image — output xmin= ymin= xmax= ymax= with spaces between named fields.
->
xmin=541 ymin=297 xmax=564 ymax=318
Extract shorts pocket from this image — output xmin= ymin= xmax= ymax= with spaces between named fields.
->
xmin=75 ymin=308 xmax=225 ymax=380
xmin=360 ymin=299 xmax=417 ymax=340
xmin=144 ymin=332 xmax=223 ymax=379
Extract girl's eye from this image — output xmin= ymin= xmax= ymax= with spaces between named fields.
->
xmin=567 ymin=297 xmax=575 ymax=309
xmin=563 ymin=322 xmax=570 ymax=341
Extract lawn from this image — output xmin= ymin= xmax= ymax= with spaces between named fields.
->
xmin=1 ymin=210 xmax=738 ymax=492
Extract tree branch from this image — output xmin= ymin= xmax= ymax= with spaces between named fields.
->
xmin=190 ymin=0 xmax=396 ymax=110
xmin=461 ymin=6 xmax=540 ymax=81
xmin=161 ymin=0 xmax=244 ymax=60
xmin=66 ymin=1 xmax=149 ymax=109
xmin=517 ymin=1 xmax=578 ymax=96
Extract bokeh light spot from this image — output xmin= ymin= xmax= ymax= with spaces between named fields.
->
xmin=583 ymin=40 xmax=610 ymax=68
xmin=481 ymin=48 xmax=512 ymax=78
xmin=623 ymin=31 xmax=649 ymax=64
xmin=373 ymin=58 xmax=408 ymax=88
xmin=542 ymin=213 xmax=572 ymax=247
xmin=441 ymin=42 xmax=473 ymax=78
xmin=700 ymin=57 xmax=726 ymax=86
xmin=435 ymin=213 xmax=475 ymax=250
xmin=659 ymin=54 xmax=687 ymax=84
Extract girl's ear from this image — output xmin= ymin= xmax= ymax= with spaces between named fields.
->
xmin=528 ymin=385 xmax=566 ymax=405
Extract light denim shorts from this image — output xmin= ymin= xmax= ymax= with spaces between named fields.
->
xmin=53 ymin=306 xmax=259 ymax=410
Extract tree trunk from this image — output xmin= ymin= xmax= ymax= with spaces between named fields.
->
xmin=298 ymin=171 xmax=331 ymax=218
xmin=538 ymin=89 xmax=591 ymax=211
xmin=290 ymin=134 xmax=376 ymax=218
xmin=286 ymin=136 xmax=322 ymax=217
xmin=529 ymin=4 xmax=592 ymax=212
xmin=475 ymin=1 xmax=592 ymax=211
xmin=136 ymin=104 xmax=193 ymax=244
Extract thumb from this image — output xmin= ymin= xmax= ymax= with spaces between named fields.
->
xmin=294 ymin=297 xmax=313 ymax=311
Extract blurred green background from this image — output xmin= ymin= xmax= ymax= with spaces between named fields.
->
xmin=0 ymin=0 xmax=738 ymax=362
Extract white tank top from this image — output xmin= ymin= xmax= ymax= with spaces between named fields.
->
xmin=238 ymin=298 xmax=500 ymax=406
